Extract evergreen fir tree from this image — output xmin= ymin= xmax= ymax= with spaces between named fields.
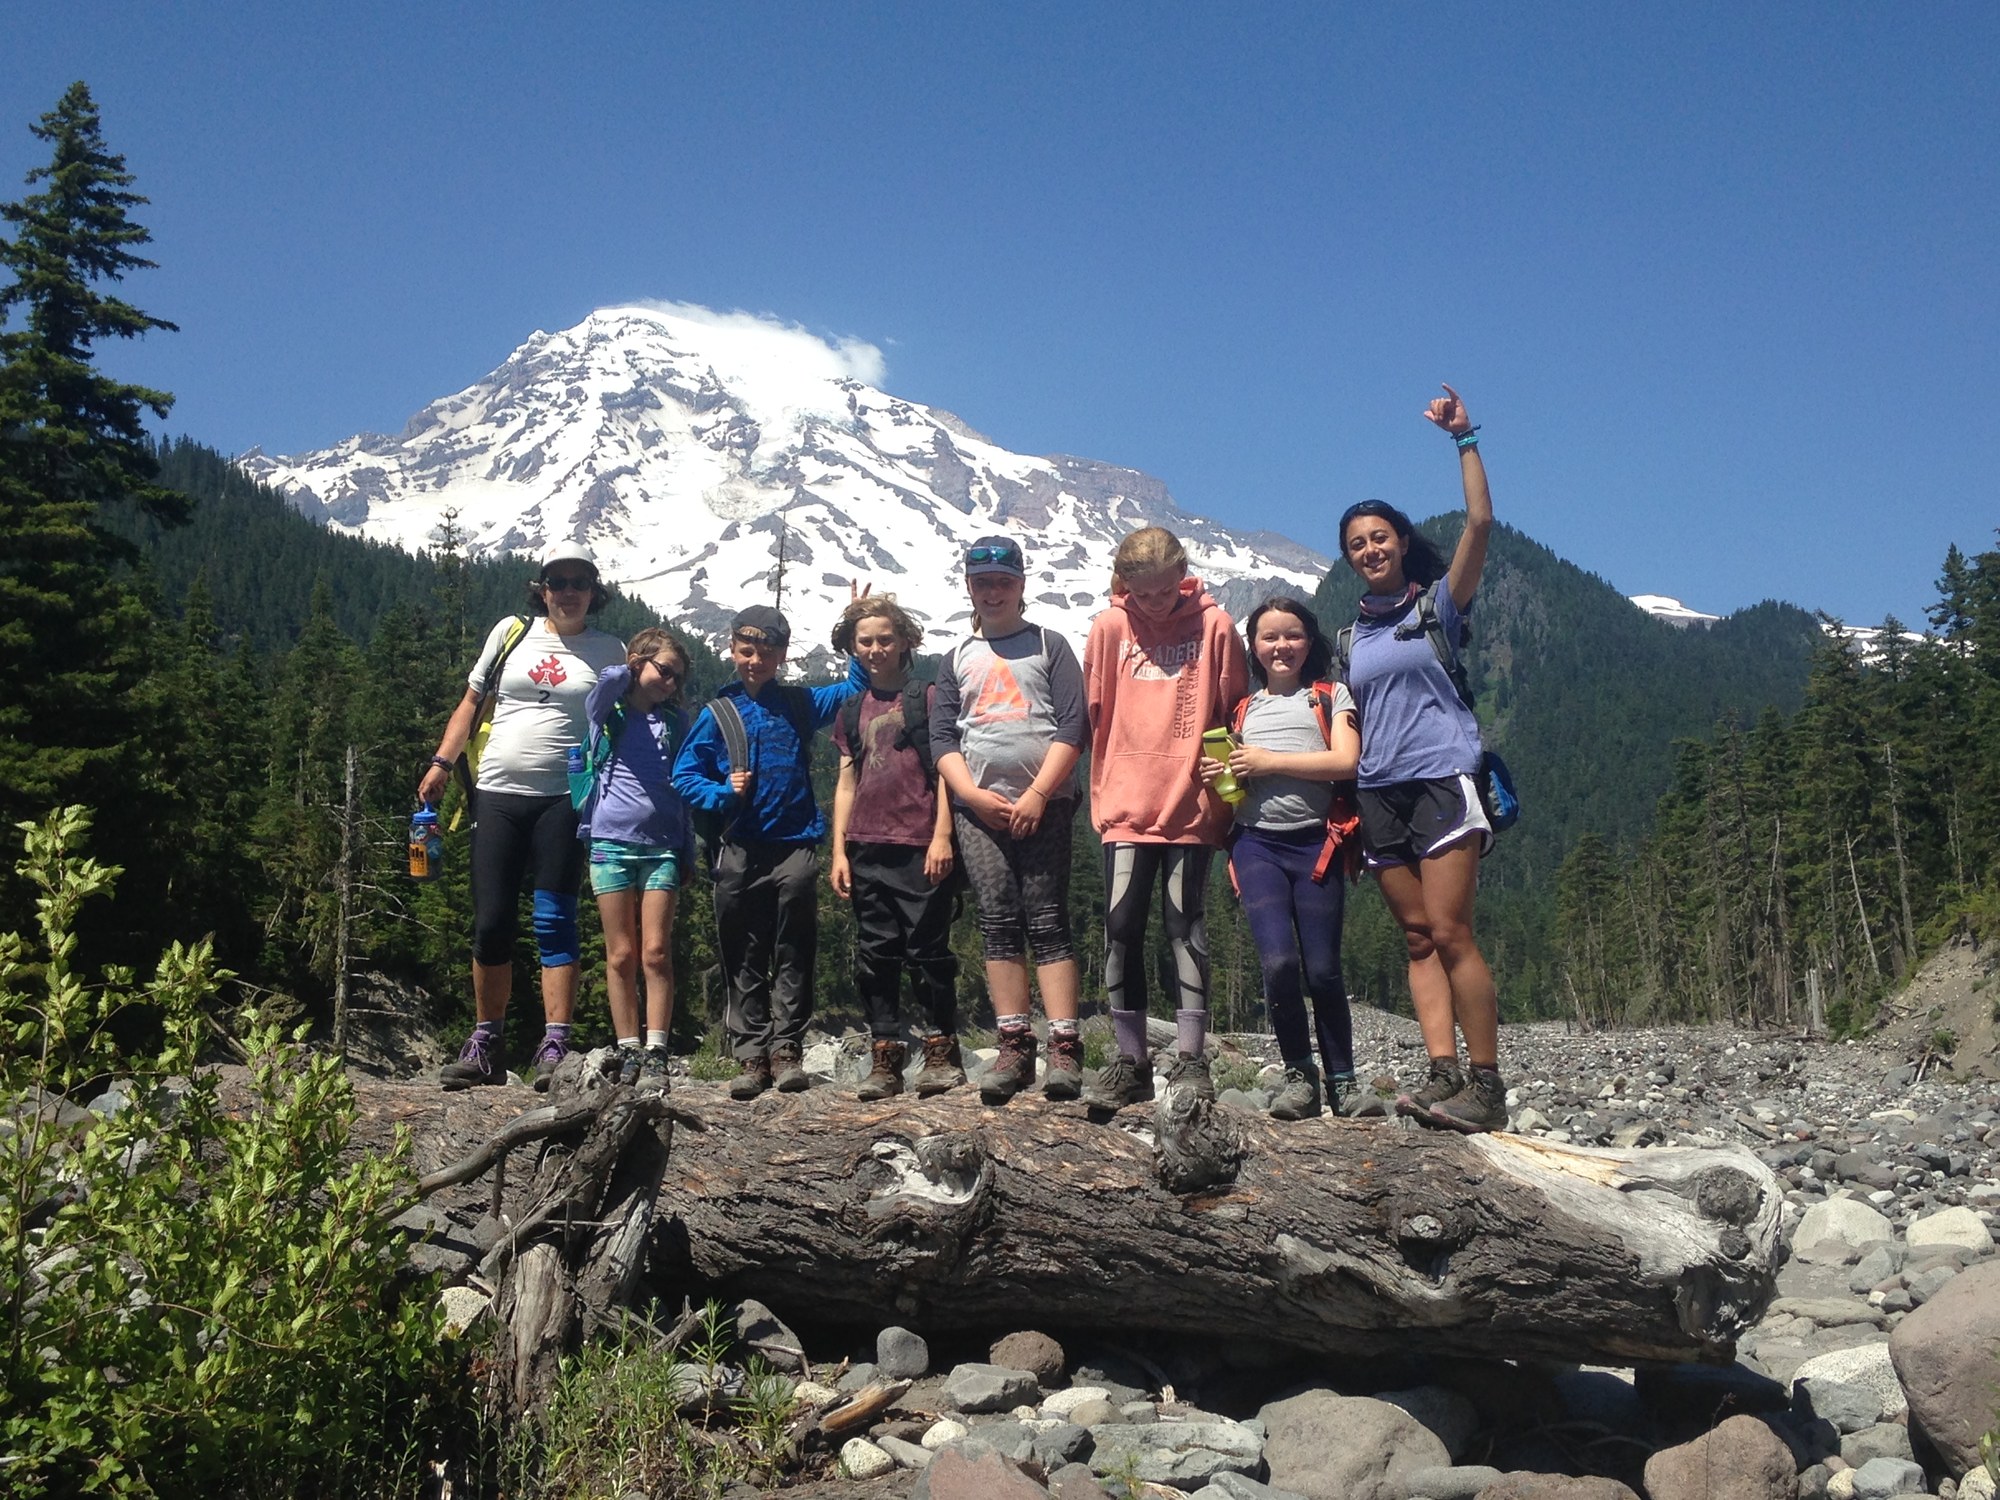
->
xmin=0 ymin=82 xmax=181 ymax=838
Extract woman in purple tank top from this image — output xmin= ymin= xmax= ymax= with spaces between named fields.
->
xmin=1339 ymin=384 xmax=1507 ymax=1133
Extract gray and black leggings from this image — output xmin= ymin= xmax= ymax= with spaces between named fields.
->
xmin=954 ymin=799 xmax=1076 ymax=966
xmin=1102 ymin=842 xmax=1213 ymax=1018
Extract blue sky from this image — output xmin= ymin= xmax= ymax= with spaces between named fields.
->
xmin=5 ymin=3 xmax=1994 ymax=627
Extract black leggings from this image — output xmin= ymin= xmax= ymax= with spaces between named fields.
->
xmin=469 ymin=790 xmax=586 ymax=967
xmin=954 ymin=800 xmax=1076 ymax=965
xmin=1102 ymin=842 xmax=1213 ymax=1016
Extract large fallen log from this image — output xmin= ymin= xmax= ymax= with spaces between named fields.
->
xmin=319 ymin=1065 xmax=1782 ymax=1384
xmin=647 ymin=1083 xmax=1782 ymax=1367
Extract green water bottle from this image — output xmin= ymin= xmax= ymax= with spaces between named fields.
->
xmin=1201 ymin=727 xmax=1245 ymax=805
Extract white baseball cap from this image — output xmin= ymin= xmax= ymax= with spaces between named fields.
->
xmin=540 ymin=540 xmax=597 ymax=574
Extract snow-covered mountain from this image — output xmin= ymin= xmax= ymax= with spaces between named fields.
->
xmin=242 ymin=303 xmax=1332 ymax=657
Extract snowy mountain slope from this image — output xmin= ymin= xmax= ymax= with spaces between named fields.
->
xmin=241 ymin=303 xmax=1332 ymax=658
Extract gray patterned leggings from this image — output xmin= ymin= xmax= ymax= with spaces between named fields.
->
xmin=953 ymin=799 xmax=1076 ymax=965
xmin=1102 ymin=842 xmax=1213 ymax=1016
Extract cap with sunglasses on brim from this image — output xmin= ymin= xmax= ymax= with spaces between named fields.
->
xmin=963 ymin=534 xmax=1025 ymax=578
xmin=730 ymin=603 xmax=792 ymax=650
xmin=540 ymin=539 xmax=598 ymax=577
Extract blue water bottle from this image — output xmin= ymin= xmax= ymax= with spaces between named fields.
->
xmin=408 ymin=804 xmax=443 ymax=882
xmin=567 ymin=744 xmax=591 ymax=809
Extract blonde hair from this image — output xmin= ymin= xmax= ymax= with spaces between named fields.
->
xmin=626 ymin=627 xmax=689 ymax=701
xmin=831 ymin=594 xmax=924 ymax=659
xmin=1110 ymin=526 xmax=1189 ymax=595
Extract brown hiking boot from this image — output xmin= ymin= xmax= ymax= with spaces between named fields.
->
xmin=981 ymin=1026 xmax=1037 ymax=1103
xmin=914 ymin=1033 xmax=967 ymax=1097
xmin=1426 ymin=1064 xmax=1508 ymax=1134
xmin=856 ymin=1038 xmax=907 ymax=1100
xmin=1043 ymin=1030 xmax=1083 ymax=1100
xmin=1082 ymin=1052 xmax=1155 ymax=1112
xmin=729 ymin=1053 xmax=773 ymax=1099
xmin=1395 ymin=1056 xmax=1464 ymax=1120
xmin=772 ymin=1043 xmax=809 ymax=1093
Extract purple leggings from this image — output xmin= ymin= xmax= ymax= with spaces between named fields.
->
xmin=1229 ymin=823 xmax=1353 ymax=1077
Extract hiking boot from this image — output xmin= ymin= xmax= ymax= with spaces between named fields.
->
xmin=914 ymin=1033 xmax=967 ymax=1097
xmin=638 ymin=1045 xmax=672 ymax=1096
xmin=1426 ymin=1064 xmax=1508 ymax=1134
xmin=440 ymin=1030 xmax=506 ymax=1091
xmin=1329 ymin=1071 xmax=1384 ymax=1118
xmin=856 ymin=1039 xmax=908 ymax=1101
xmin=772 ymin=1043 xmax=810 ymax=1093
xmin=1163 ymin=1050 xmax=1215 ymax=1102
xmin=1395 ymin=1056 xmax=1465 ymax=1121
xmin=531 ymin=1033 xmax=569 ymax=1093
xmin=1082 ymin=1052 xmax=1155 ymax=1111
xmin=729 ymin=1054 xmax=773 ymax=1099
xmin=1268 ymin=1061 xmax=1322 ymax=1121
xmin=1043 ymin=1031 xmax=1084 ymax=1100
xmin=981 ymin=1027 xmax=1038 ymax=1104
xmin=613 ymin=1046 xmax=644 ymax=1087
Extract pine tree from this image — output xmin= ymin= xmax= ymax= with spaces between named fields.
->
xmin=0 ymin=82 xmax=181 ymax=836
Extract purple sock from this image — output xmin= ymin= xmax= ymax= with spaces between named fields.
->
xmin=1111 ymin=1007 xmax=1148 ymax=1062
xmin=474 ymin=1020 xmax=503 ymax=1043
xmin=544 ymin=1022 xmax=571 ymax=1043
xmin=1176 ymin=1008 xmax=1207 ymax=1057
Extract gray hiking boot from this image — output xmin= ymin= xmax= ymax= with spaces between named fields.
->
xmin=772 ymin=1043 xmax=810 ymax=1093
xmin=612 ymin=1046 xmax=644 ymax=1087
xmin=856 ymin=1039 xmax=908 ymax=1101
xmin=638 ymin=1044 xmax=672 ymax=1096
xmin=914 ymin=1033 xmax=967 ymax=1096
xmin=440 ymin=1029 xmax=506 ymax=1091
xmin=1395 ymin=1056 xmax=1465 ymax=1120
xmin=981 ymin=1027 xmax=1038 ymax=1103
xmin=1082 ymin=1052 xmax=1155 ymax=1111
xmin=1268 ymin=1061 xmax=1322 ymax=1121
xmin=729 ymin=1054 xmax=773 ymax=1100
xmin=530 ymin=1032 xmax=569 ymax=1093
xmin=1163 ymin=1050 xmax=1215 ymax=1102
xmin=1426 ymin=1064 xmax=1508 ymax=1134
xmin=1043 ymin=1030 xmax=1083 ymax=1100
xmin=1329 ymin=1071 xmax=1384 ymax=1118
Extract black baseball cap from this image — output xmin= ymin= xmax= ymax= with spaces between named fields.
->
xmin=730 ymin=604 xmax=791 ymax=649
xmin=964 ymin=535 xmax=1026 ymax=578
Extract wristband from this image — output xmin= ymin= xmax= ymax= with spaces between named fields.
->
xmin=1454 ymin=426 xmax=1482 ymax=451
xmin=428 ymin=755 xmax=454 ymax=773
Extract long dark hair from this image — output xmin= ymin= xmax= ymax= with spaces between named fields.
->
xmin=1242 ymin=596 xmax=1332 ymax=688
xmin=1339 ymin=500 xmax=1449 ymax=589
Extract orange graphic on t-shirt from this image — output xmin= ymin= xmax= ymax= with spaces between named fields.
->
xmin=971 ymin=660 xmax=1030 ymax=723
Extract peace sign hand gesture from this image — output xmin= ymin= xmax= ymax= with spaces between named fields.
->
xmin=1423 ymin=383 xmax=1474 ymax=438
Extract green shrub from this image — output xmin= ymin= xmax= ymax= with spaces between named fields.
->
xmin=686 ymin=1025 xmax=741 ymax=1082
xmin=0 ymin=807 xmax=462 ymax=1497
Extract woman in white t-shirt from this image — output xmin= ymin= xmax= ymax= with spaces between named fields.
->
xmin=417 ymin=542 xmax=625 ymax=1091
xmin=1202 ymin=597 xmax=1362 ymax=1121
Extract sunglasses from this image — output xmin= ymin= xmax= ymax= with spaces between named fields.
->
xmin=542 ymin=573 xmax=595 ymax=592
xmin=965 ymin=545 xmax=1020 ymax=565
xmin=649 ymin=661 xmax=682 ymax=683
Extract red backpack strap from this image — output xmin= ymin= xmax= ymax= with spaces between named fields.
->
xmin=1230 ymin=693 xmax=1250 ymax=736
xmin=1308 ymin=680 xmax=1337 ymax=745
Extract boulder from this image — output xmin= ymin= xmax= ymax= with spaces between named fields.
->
xmin=944 ymin=1362 xmax=1041 ymax=1415
xmin=1961 ymin=1467 xmax=1999 ymax=1500
xmin=913 ymin=1446 xmax=1049 ymax=1500
xmin=1041 ymin=1387 xmax=1111 ymax=1418
xmin=1065 ymin=1398 xmax=1118 ymax=1427
xmin=1641 ymin=1413 xmax=1798 ymax=1500
xmin=1085 ymin=1421 xmax=1264 ymax=1486
xmin=876 ymin=1434 xmax=933 ymax=1470
xmin=1908 ymin=1206 xmax=1995 ymax=1255
xmin=877 ymin=1325 xmax=931 ymax=1380
xmin=1795 ymin=1376 xmax=1882 ymax=1434
xmin=1048 ymin=1463 xmax=1114 ymax=1500
xmin=1793 ymin=1344 xmax=1907 ymax=1421
xmin=841 ymin=1437 xmax=897 ymax=1480
xmin=1847 ymin=1455 xmax=1926 ymax=1500
xmin=1473 ymin=1477 xmax=1642 ymax=1499
xmin=1839 ymin=1422 xmax=1913 ymax=1468
xmin=989 ymin=1331 xmax=1066 ymax=1386
xmin=1260 ymin=1390 xmax=1451 ymax=1500
xmin=1890 ymin=1260 xmax=2000 ymax=1475
xmin=1795 ymin=1199 xmax=1895 ymax=1262
xmin=733 ymin=1297 xmax=805 ymax=1373
xmin=1403 ymin=1464 xmax=1506 ymax=1499
xmin=922 ymin=1418 xmax=970 ymax=1450
xmin=1379 ymin=1383 xmax=1482 ymax=1461
xmin=1191 ymin=1474 xmax=1311 ymax=1500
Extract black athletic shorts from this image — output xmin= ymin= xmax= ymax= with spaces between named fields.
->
xmin=1356 ymin=774 xmax=1492 ymax=869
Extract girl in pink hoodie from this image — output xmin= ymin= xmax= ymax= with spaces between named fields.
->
xmin=1081 ymin=527 xmax=1250 ymax=1110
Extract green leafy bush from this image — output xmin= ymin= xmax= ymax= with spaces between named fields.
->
xmin=0 ymin=807 xmax=463 ymax=1496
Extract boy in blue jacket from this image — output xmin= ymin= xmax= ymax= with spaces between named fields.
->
xmin=672 ymin=603 xmax=865 ymax=1097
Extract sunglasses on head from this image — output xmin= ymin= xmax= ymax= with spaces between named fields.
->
xmin=965 ymin=546 xmax=1020 ymax=565
xmin=542 ymin=572 xmax=595 ymax=592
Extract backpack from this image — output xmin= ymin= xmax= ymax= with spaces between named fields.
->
xmin=1333 ymin=583 xmax=1519 ymax=833
xmin=450 ymin=614 xmax=531 ymax=829
xmin=691 ymin=685 xmax=815 ymax=872
xmin=836 ymin=678 xmax=935 ymax=785
xmin=1229 ymin=681 xmax=1362 ymax=885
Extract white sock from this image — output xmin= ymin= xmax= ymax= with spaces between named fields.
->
xmin=618 ymin=1037 xmax=640 ymax=1051
xmin=646 ymin=1029 xmax=670 ymax=1050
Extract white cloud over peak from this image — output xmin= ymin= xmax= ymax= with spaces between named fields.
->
xmin=610 ymin=300 xmax=888 ymax=388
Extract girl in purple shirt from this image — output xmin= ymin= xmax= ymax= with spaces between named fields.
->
xmin=1339 ymin=384 xmax=1507 ymax=1134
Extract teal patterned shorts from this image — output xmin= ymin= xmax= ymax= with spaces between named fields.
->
xmin=587 ymin=839 xmax=683 ymax=895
